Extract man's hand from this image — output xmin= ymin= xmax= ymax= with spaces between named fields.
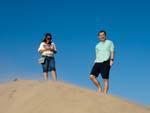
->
xmin=110 ymin=60 xmax=114 ymax=67
xmin=110 ymin=51 xmax=114 ymax=67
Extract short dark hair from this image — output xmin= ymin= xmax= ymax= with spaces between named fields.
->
xmin=98 ymin=30 xmax=107 ymax=36
xmin=42 ymin=33 xmax=52 ymax=44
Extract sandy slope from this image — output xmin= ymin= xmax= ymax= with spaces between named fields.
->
xmin=0 ymin=80 xmax=149 ymax=113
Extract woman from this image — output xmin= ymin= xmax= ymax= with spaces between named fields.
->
xmin=38 ymin=33 xmax=57 ymax=80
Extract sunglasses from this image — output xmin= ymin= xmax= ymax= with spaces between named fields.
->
xmin=46 ymin=38 xmax=51 ymax=40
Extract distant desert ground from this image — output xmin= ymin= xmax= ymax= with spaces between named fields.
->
xmin=0 ymin=80 xmax=149 ymax=113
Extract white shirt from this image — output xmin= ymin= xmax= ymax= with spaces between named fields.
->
xmin=95 ymin=40 xmax=114 ymax=63
xmin=38 ymin=42 xmax=57 ymax=57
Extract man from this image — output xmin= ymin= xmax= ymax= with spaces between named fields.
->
xmin=89 ymin=30 xmax=115 ymax=94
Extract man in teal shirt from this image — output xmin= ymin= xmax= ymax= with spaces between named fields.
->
xmin=90 ymin=30 xmax=115 ymax=94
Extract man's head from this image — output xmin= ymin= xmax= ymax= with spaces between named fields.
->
xmin=98 ymin=30 xmax=107 ymax=41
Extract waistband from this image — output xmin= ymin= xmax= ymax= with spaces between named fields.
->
xmin=95 ymin=59 xmax=110 ymax=64
xmin=42 ymin=55 xmax=54 ymax=58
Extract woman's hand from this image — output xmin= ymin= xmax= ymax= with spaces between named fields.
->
xmin=39 ymin=48 xmax=47 ymax=53
xmin=40 ymin=45 xmax=55 ymax=53
xmin=49 ymin=45 xmax=54 ymax=51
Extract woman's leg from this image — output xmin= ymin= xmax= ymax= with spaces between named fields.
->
xmin=49 ymin=57 xmax=57 ymax=81
xmin=42 ymin=57 xmax=49 ymax=80
xmin=43 ymin=72 xmax=48 ymax=80
xmin=51 ymin=70 xmax=57 ymax=81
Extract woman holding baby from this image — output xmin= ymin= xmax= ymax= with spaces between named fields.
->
xmin=38 ymin=33 xmax=57 ymax=81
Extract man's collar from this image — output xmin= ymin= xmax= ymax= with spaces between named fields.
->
xmin=101 ymin=38 xmax=107 ymax=43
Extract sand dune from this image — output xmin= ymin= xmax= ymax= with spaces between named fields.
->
xmin=0 ymin=80 xmax=149 ymax=113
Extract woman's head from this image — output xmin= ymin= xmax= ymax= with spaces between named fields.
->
xmin=42 ymin=33 xmax=52 ymax=44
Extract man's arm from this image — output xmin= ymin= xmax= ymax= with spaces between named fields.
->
xmin=110 ymin=51 xmax=114 ymax=60
xmin=110 ymin=51 xmax=115 ymax=66
xmin=110 ymin=41 xmax=115 ymax=66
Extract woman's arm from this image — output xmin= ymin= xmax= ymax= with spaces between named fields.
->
xmin=39 ymin=48 xmax=47 ymax=54
xmin=38 ymin=42 xmax=48 ymax=54
xmin=51 ymin=43 xmax=57 ymax=54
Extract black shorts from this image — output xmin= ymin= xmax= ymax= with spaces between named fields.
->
xmin=90 ymin=60 xmax=111 ymax=79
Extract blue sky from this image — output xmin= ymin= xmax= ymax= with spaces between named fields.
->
xmin=0 ymin=0 xmax=150 ymax=105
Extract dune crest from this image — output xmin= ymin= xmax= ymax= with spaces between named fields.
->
xmin=0 ymin=80 xmax=149 ymax=113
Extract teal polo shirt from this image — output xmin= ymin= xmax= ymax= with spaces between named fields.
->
xmin=95 ymin=40 xmax=114 ymax=63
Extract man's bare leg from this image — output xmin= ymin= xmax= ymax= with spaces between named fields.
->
xmin=90 ymin=75 xmax=102 ymax=93
xmin=103 ymin=79 xmax=109 ymax=94
xmin=51 ymin=70 xmax=57 ymax=81
xmin=43 ymin=72 xmax=48 ymax=80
